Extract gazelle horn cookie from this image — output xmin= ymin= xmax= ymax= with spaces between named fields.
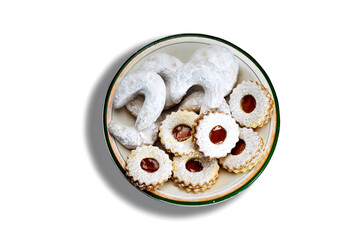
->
xmin=113 ymin=71 xmax=166 ymax=131
xmin=111 ymin=104 xmax=172 ymax=150
xmin=124 ymin=95 xmax=171 ymax=121
xmin=172 ymin=152 xmax=219 ymax=193
xmin=190 ymin=44 xmax=239 ymax=96
xmin=219 ymin=127 xmax=264 ymax=173
xmin=138 ymin=53 xmax=183 ymax=84
xmin=229 ymin=80 xmax=274 ymax=128
xmin=193 ymin=110 xmax=239 ymax=158
xmin=168 ymin=59 xmax=225 ymax=110
xmin=178 ymin=91 xmax=230 ymax=114
xmin=126 ymin=54 xmax=184 ymax=112
xmin=125 ymin=145 xmax=172 ymax=190
xmin=108 ymin=120 xmax=161 ymax=150
xmin=159 ymin=110 xmax=198 ymax=156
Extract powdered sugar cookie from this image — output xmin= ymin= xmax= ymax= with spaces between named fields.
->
xmin=190 ymin=44 xmax=239 ymax=96
xmin=172 ymin=152 xmax=219 ymax=193
xmin=178 ymin=91 xmax=230 ymax=114
xmin=125 ymin=53 xmax=183 ymax=112
xmin=229 ymin=80 xmax=274 ymax=128
xmin=159 ymin=110 xmax=198 ymax=156
xmin=113 ymin=71 xmax=166 ymax=131
xmin=193 ymin=110 xmax=239 ymax=158
xmin=219 ymin=127 xmax=264 ymax=173
xmin=138 ymin=53 xmax=183 ymax=83
xmin=108 ymin=119 xmax=161 ymax=150
xmin=125 ymin=145 xmax=172 ymax=190
xmin=168 ymin=59 xmax=225 ymax=110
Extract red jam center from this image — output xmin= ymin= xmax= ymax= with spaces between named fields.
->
xmin=172 ymin=124 xmax=192 ymax=142
xmin=185 ymin=159 xmax=203 ymax=173
xmin=231 ymin=139 xmax=246 ymax=155
xmin=241 ymin=95 xmax=256 ymax=113
xmin=209 ymin=125 xmax=227 ymax=144
xmin=140 ymin=158 xmax=159 ymax=173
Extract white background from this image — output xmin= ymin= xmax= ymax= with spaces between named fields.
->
xmin=1 ymin=1 xmax=359 ymax=239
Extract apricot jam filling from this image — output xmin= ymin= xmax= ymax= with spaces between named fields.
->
xmin=185 ymin=159 xmax=203 ymax=172
xmin=209 ymin=125 xmax=227 ymax=144
xmin=231 ymin=139 xmax=246 ymax=155
xmin=172 ymin=124 xmax=192 ymax=142
xmin=241 ymin=95 xmax=256 ymax=113
xmin=140 ymin=158 xmax=159 ymax=173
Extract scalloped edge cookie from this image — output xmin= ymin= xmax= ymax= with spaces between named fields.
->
xmin=125 ymin=145 xmax=172 ymax=190
xmin=159 ymin=110 xmax=198 ymax=156
xmin=219 ymin=127 xmax=265 ymax=173
xmin=172 ymin=152 xmax=219 ymax=193
xmin=229 ymin=80 xmax=274 ymax=128
xmin=193 ymin=110 xmax=239 ymax=158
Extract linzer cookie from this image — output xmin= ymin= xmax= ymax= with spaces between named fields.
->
xmin=193 ymin=110 xmax=239 ymax=158
xmin=172 ymin=152 xmax=219 ymax=193
xmin=159 ymin=110 xmax=198 ymax=156
xmin=125 ymin=145 xmax=172 ymax=190
xmin=219 ymin=127 xmax=264 ymax=173
xmin=229 ymin=80 xmax=274 ymax=128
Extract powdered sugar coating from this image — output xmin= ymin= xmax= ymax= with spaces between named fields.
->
xmin=113 ymin=71 xmax=166 ymax=131
xmin=159 ymin=110 xmax=198 ymax=156
xmin=125 ymin=95 xmax=144 ymax=117
xmin=125 ymin=95 xmax=170 ymax=122
xmin=126 ymin=145 xmax=172 ymax=188
xmin=190 ymin=44 xmax=239 ymax=96
xmin=168 ymin=59 xmax=225 ymax=110
xmin=108 ymin=119 xmax=160 ymax=149
xmin=108 ymin=122 xmax=141 ymax=149
xmin=178 ymin=91 xmax=230 ymax=114
xmin=229 ymin=80 xmax=274 ymax=128
xmin=194 ymin=111 xmax=239 ymax=158
xmin=139 ymin=53 xmax=183 ymax=82
xmin=125 ymin=53 xmax=183 ymax=110
xmin=219 ymin=127 xmax=264 ymax=173
xmin=172 ymin=152 xmax=219 ymax=189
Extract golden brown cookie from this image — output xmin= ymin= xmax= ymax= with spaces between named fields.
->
xmin=159 ymin=110 xmax=199 ymax=156
xmin=172 ymin=152 xmax=219 ymax=193
xmin=193 ymin=110 xmax=239 ymax=158
xmin=219 ymin=127 xmax=264 ymax=173
xmin=229 ymin=80 xmax=274 ymax=128
xmin=125 ymin=145 xmax=172 ymax=190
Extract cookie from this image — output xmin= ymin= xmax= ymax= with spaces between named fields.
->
xmin=219 ymin=127 xmax=264 ymax=173
xmin=178 ymin=91 xmax=231 ymax=114
xmin=172 ymin=152 xmax=219 ymax=193
xmin=189 ymin=44 xmax=239 ymax=96
xmin=159 ymin=110 xmax=198 ymax=156
xmin=125 ymin=145 xmax=172 ymax=190
xmin=193 ymin=110 xmax=239 ymax=158
xmin=229 ymin=80 xmax=274 ymax=128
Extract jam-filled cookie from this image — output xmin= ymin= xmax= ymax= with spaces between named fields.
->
xmin=229 ymin=80 xmax=274 ymax=128
xmin=172 ymin=152 xmax=219 ymax=193
xmin=219 ymin=127 xmax=264 ymax=173
xmin=159 ymin=110 xmax=198 ymax=156
xmin=193 ymin=110 xmax=239 ymax=158
xmin=125 ymin=145 xmax=172 ymax=190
